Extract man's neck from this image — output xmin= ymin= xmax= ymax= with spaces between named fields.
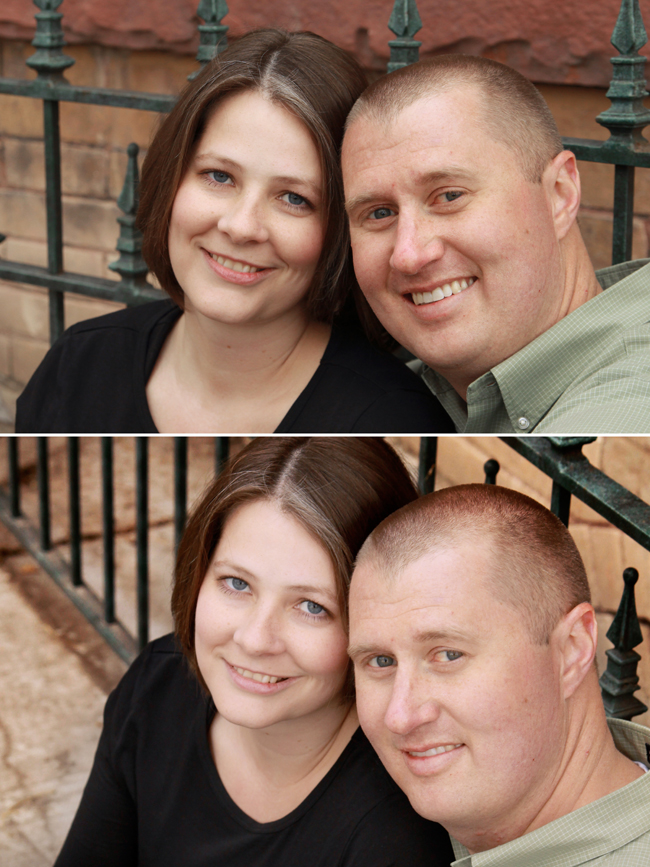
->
xmin=457 ymin=696 xmax=644 ymax=854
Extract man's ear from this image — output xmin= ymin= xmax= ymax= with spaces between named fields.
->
xmin=544 ymin=150 xmax=581 ymax=242
xmin=554 ymin=602 xmax=598 ymax=700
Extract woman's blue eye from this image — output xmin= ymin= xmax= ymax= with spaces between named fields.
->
xmin=227 ymin=577 xmax=248 ymax=591
xmin=209 ymin=170 xmax=231 ymax=184
xmin=284 ymin=192 xmax=307 ymax=207
xmin=303 ymin=600 xmax=325 ymax=616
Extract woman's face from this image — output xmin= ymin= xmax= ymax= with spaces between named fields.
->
xmin=195 ymin=499 xmax=350 ymax=731
xmin=168 ymin=90 xmax=325 ymax=327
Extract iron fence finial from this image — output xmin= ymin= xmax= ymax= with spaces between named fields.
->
xmin=108 ymin=144 xmax=150 ymax=288
xmin=387 ymin=0 xmax=423 ymax=73
xmin=599 ymin=566 xmax=648 ymax=720
xmin=189 ymin=0 xmax=229 ymax=80
xmin=27 ymin=0 xmax=75 ymax=80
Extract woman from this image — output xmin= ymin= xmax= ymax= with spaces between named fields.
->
xmin=54 ymin=437 xmax=454 ymax=866
xmin=16 ymin=30 xmax=453 ymax=434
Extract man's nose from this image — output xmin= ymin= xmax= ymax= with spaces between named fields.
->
xmin=389 ymin=212 xmax=445 ymax=276
xmin=217 ymin=192 xmax=269 ymax=245
xmin=233 ymin=604 xmax=285 ymax=656
xmin=383 ymin=669 xmax=441 ymax=736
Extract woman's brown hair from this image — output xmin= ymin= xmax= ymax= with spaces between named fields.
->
xmin=172 ymin=437 xmax=418 ymax=693
xmin=137 ymin=29 xmax=368 ymax=322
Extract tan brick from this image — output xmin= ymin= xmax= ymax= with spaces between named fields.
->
xmin=0 ymin=237 xmax=47 ymax=267
xmin=126 ymin=50 xmax=193 ymax=95
xmin=11 ymin=334 xmax=49 ymax=384
xmin=578 ymin=209 xmax=647 ymax=271
xmin=539 ymin=84 xmax=610 ymax=142
xmin=4 ymin=138 xmax=45 ymax=191
xmin=0 ymin=94 xmax=43 ymax=140
xmin=63 ymin=245 xmax=111 ymax=278
xmin=0 ymin=188 xmax=46 ymax=241
xmin=61 ymin=195 xmax=120 ymax=250
xmin=1 ymin=40 xmax=36 ymax=80
xmin=61 ymin=144 xmax=110 ymax=198
xmin=63 ymin=294 xmax=123 ymax=328
xmin=0 ymin=377 xmax=19 ymax=427
xmin=103 ymin=251 xmax=121 ymax=280
xmin=0 ymin=282 xmax=48 ymax=340
xmin=60 ymin=101 xmax=159 ymax=151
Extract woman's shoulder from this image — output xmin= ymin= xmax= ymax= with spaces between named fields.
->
xmin=15 ymin=300 xmax=177 ymax=433
xmin=277 ymin=326 xmax=455 ymax=433
xmin=320 ymin=728 xmax=454 ymax=866
xmin=103 ymin=634 xmax=205 ymax=744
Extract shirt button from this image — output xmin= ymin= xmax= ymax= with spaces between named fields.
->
xmin=517 ymin=417 xmax=530 ymax=430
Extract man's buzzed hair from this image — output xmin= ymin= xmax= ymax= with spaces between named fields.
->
xmin=356 ymin=484 xmax=591 ymax=644
xmin=346 ymin=55 xmax=563 ymax=184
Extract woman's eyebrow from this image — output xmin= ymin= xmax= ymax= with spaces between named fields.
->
xmin=287 ymin=584 xmax=338 ymax=603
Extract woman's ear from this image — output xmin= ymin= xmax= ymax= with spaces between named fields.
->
xmin=544 ymin=150 xmax=581 ymax=242
xmin=554 ymin=602 xmax=598 ymax=700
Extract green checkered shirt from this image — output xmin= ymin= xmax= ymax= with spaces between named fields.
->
xmin=451 ymin=718 xmax=650 ymax=866
xmin=419 ymin=259 xmax=650 ymax=434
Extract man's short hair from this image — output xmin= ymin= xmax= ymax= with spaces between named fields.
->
xmin=356 ymin=484 xmax=591 ymax=644
xmin=346 ymin=55 xmax=563 ymax=184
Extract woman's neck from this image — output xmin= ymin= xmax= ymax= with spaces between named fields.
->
xmin=210 ymin=702 xmax=359 ymax=822
xmin=146 ymin=304 xmax=331 ymax=432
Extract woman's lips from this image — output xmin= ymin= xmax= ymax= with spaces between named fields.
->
xmin=202 ymin=248 xmax=274 ymax=285
xmin=225 ymin=660 xmax=298 ymax=694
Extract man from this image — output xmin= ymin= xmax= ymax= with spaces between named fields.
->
xmin=341 ymin=55 xmax=650 ymax=433
xmin=348 ymin=484 xmax=650 ymax=865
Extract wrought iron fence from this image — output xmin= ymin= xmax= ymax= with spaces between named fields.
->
xmin=0 ymin=435 xmax=647 ymax=720
xmin=0 ymin=0 xmax=649 ymax=344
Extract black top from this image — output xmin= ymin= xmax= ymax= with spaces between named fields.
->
xmin=54 ymin=635 xmax=454 ymax=867
xmin=16 ymin=301 xmax=453 ymax=433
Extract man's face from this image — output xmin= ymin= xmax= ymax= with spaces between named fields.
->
xmin=342 ymin=87 xmax=565 ymax=393
xmin=348 ymin=543 xmax=567 ymax=848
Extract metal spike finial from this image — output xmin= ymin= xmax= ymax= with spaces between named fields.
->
xmin=387 ymin=0 xmax=423 ymax=73
xmin=599 ymin=567 xmax=648 ymax=720
xmin=611 ymin=0 xmax=647 ymax=56
xmin=108 ymin=144 xmax=150 ymax=287
xmin=188 ymin=0 xmax=229 ymax=81
xmin=596 ymin=0 xmax=650 ymax=146
xmin=26 ymin=0 xmax=75 ymax=80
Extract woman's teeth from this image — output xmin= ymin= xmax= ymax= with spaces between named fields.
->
xmin=233 ymin=665 xmax=286 ymax=684
xmin=412 ymin=277 xmax=475 ymax=306
xmin=210 ymin=253 xmax=261 ymax=273
xmin=408 ymin=744 xmax=462 ymax=757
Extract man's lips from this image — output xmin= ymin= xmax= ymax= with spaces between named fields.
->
xmin=409 ymin=276 xmax=476 ymax=306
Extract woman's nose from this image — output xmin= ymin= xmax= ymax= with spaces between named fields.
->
xmin=233 ymin=605 xmax=285 ymax=656
xmin=217 ymin=192 xmax=269 ymax=245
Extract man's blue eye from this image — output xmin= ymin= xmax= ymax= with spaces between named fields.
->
xmin=369 ymin=207 xmax=394 ymax=220
xmin=443 ymin=191 xmax=463 ymax=202
xmin=371 ymin=655 xmax=395 ymax=668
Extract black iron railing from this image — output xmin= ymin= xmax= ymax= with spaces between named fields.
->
xmin=0 ymin=0 xmax=649 ymax=344
xmin=0 ymin=435 xmax=647 ymax=719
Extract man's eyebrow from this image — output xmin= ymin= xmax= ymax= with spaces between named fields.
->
xmin=348 ymin=628 xmax=473 ymax=660
xmin=345 ymin=167 xmax=477 ymax=215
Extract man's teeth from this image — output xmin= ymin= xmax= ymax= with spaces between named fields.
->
xmin=211 ymin=253 xmax=261 ymax=273
xmin=233 ymin=666 xmax=286 ymax=684
xmin=408 ymin=744 xmax=461 ymax=757
xmin=412 ymin=277 xmax=475 ymax=306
